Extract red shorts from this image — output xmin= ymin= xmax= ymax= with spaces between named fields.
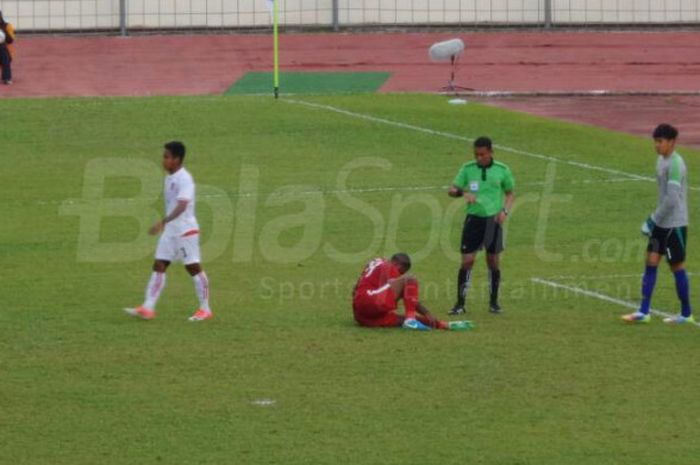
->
xmin=353 ymin=285 xmax=401 ymax=328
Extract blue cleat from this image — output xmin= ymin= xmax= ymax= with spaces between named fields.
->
xmin=402 ymin=318 xmax=431 ymax=331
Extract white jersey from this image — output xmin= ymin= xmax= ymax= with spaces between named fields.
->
xmin=163 ymin=167 xmax=199 ymax=237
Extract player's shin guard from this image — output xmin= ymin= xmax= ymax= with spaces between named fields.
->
xmin=639 ymin=265 xmax=658 ymax=315
xmin=404 ymin=279 xmax=418 ymax=320
xmin=193 ymin=272 xmax=211 ymax=312
xmin=456 ymin=267 xmax=471 ymax=305
xmin=673 ymin=269 xmax=692 ymax=317
xmin=143 ymin=272 xmax=166 ymax=310
xmin=489 ymin=268 xmax=501 ymax=304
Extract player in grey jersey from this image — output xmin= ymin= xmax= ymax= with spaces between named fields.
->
xmin=623 ymin=124 xmax=694 ymax=325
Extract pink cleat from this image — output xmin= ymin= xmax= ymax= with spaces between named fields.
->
xmin=124 ymin=306 xmax=156 ymax=320
xmin=621 ymin=312 xmax=650 ymax=324
xmin=188 ymin=309 xmax=213 ymax=322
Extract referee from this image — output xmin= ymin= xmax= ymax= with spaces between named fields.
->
xmin=448 ymin=137 xmax=515 ymax=315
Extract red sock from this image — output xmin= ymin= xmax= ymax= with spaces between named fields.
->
xmin=404 ymin=280 xmax=418 ymax=320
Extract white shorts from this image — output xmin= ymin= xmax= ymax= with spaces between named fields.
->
xmin=155 ymin=232 xmax=201 ymax=265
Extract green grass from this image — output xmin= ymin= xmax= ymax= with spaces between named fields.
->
xmin=1 ymin=93 xmax=699 ymax=465
xmin=225 ymin=71 xmax=392 ymax=95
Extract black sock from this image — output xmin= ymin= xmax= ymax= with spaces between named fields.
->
xmin=489 ymin=268 xmax=501 ymax=304
xmin=456 ymin=267 xmax=471 ymax=306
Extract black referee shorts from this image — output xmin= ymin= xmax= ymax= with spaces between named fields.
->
xmin=648 ymin=225 xmax=687 ymax=265
xmin=460 ymin=214 xmax=504 ymax=255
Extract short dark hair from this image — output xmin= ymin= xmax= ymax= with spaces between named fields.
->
xmin=474 ymin=137 xmax=493 ymax=150
xmin=390 ymin=252 xmax=411 ymax=273
xmin=164 ymin=141 xmax=186 ymax=161
xmin=653 ymin=124 xmax=678 ymax=140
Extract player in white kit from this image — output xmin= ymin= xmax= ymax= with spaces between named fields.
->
xmin=125 ymin=141 xmax=213 ymax=322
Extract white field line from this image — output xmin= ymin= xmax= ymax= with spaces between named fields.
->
xmin=286 ymin=99 xmax=700 ymax=192
xmin=531 ymin=277 xmax=700 ymax=327
xmin=43 ymin=184 xmax=447 ymax=206
xmin=541 ymin=273 xmax=644 ymax=281
xmin=251 ymin=399 xmax=276 ymax=406
xmin=23 ymin=101 xmax=694 ymax=207
xmin=540 ymin=272 xmax=695 ymax=281
xmin=451 ymin=90 xmax=700 ymax=98
xmin=36 ymin=177 xmax=640 ymax=206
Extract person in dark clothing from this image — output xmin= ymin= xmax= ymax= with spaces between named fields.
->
xmin=0 ymin=11 xmax=16 ymax=85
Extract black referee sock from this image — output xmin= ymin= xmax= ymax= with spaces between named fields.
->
xmin=489 ymin=268 xmax=501 ymax=304
xmin=456 ymin=267 xmax=471 ymax=306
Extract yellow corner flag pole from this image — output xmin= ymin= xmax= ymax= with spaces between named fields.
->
xmin=273 ymin=0 xmax=280 ymax=99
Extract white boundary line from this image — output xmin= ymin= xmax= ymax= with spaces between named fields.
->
xmin=285 ymin=99 xmax=700 ymax=192
xmin=540 ymin=273 xmax=643 ymax=281
xmin=42 ymin=97 xmax=667 ymax=207
xmin=526 ymin=177 xmax=643 ymax=187
xmin=531 ymin=277 xmax=700 ymax=327
xmin=38 ymin=177 xmax=640 ymax=207
xmin=450 ymin=90 xmax=700 ymax=98
xmin=542 ymin=272 xmax=695 ymax=280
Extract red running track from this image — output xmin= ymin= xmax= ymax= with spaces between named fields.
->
xmin=1 ymin=31 xmax=699 ymax=145
xmin=1 ymin=31 xmax=699 ymax=97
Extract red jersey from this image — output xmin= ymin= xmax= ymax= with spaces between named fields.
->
xmin=354 ymin=258 xmax=401 ymax=295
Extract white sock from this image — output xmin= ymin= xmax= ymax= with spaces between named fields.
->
xmin=193 ymin=272 xmax=211 ymax=312
xmin=143 ymin=272 xmax=166 ymax=310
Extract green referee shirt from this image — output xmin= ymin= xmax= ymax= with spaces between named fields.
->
xmin=452 ymin=159 xmax=515 ymax=217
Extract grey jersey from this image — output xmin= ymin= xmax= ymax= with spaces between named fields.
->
xmin=653 ymin=151 xmax=688 ymax=228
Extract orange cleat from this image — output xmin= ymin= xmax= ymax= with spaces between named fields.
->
xmin=124 ymin=306 xmax=156 ymax=320
xmin=188 ymin=309 xmax=213 ymax=322
xmin=621 ymin=312 xmax=650 ymax=324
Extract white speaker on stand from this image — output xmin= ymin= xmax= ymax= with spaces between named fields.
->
xmin=429 ymin=38 xmax=473 ymax=95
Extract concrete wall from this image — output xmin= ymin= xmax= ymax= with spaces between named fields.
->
xmin=0 ymin=0 xmax=697 ymax=30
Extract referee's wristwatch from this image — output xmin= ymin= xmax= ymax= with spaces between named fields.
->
xmin=502 ymin=208 xmax=509 ymax=216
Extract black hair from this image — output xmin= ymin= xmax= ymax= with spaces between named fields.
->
xmin=474 ymin=137 xmax=493 ymax=150
xmin=164 ymin=141 xmax=186 ymax=162
xmin=390 ymin=252 xmax=411 ymax=272
xmin=652 ymin=124 xmax=678 ymax=140
xmin=0 ymin=11 xmax=5 ymax=27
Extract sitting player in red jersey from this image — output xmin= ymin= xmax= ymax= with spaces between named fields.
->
xmin=352 ymin=253 xmax=472 ymax=331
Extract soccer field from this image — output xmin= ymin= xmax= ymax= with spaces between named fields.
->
xmin=2 ymin=94 xmax=699 ymax=465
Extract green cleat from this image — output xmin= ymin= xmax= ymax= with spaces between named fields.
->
xmin=448 ymin=320 xmax=474 ymax=331
xmin=663 ymin=315 xmax=696 ymax=325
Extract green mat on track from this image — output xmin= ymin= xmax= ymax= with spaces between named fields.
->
xmin=225 ymin=71 xmax=391 ymax=95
